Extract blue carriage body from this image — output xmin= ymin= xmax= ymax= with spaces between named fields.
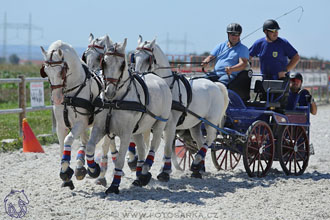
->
xmin=225 ymin=89 xmax=310 ymax=136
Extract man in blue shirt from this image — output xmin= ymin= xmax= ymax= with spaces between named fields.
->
xmin=202 ymin=23 xmax=250 ymax=85
xmin=249 ymin=19 xmax=300 ymax=80
xmin=287 ymin=72 xmax=317 ymax=115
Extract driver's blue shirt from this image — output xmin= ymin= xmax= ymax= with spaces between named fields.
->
xmin=286 ymin=89 xmax=310 ymax=110
xmin=249 ymin=37 xmax=298 ymax=80
xmin=211 ymin=41 xmax=249 ymax=85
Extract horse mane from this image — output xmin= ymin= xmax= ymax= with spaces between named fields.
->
xmin=153 ymin=43 xmax=170 ymax=67
xmin=47 ymin=40 xmax=81 ymax=65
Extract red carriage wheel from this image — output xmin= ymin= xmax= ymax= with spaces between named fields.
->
xmin=243 ymin=120 xmax=275 ymax=177
xmin=211 ymin=138 xmax=241 ymax=170
xmin=172 ymin=134 xmax=197 ymax=171
xmin=277 ymin=125 xmax=309 ymax=175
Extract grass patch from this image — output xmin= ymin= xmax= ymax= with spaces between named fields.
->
xmin=0 ymin=63 xmax=59 ymax=152
xmin=0 ymin=101 xmax=58 ymax=152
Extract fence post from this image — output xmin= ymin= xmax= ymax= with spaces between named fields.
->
xmin=18 ymin=75 xmax=26 ymax=137
xmin=327 ymin=73 xmax=330 ymax=104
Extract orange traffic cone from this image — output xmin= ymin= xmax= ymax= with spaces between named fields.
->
xmin=22 ymin=118 xmax=44 ymax=153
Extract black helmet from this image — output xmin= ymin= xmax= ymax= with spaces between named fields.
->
xmin=290 ymin=72 xmax=303 ymax=82
xmin=263 ymin=19 xmax=280 ymax=31
xmin=227 ymin=23 xmax=242 ymax=34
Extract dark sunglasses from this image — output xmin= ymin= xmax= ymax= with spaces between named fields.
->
xmin=290 ymin=78 xmax=301 ymax=83
xmin=229 ymin=33 xmax=240 ymax=36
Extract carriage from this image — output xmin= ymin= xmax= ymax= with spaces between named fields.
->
xmin=172 ymin=72 xmax=311 ymax=177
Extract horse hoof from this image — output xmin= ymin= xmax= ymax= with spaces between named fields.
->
xmin=190 ymin=163 xmax=201 ymax=172
xmin=105 ymin=185 xmax=119 ymax=195
xmin=138 ymin=172 xmax=152 ymax=186
xmin=191 ymin=171 xmax=202 ymax=179
xmin=61 ymin=180 xmax=75 ymax=190
xmin=87 ymin=163 xmax=101 ymax=178
xmin=75 ymin=167 xmax=87 ymax=180
xmin=157 ymin=172 xmax=170 ymax=182
xmin=59 ymin=167 xmax=74 ymax=181
xmin=132 ymin=179 xmax=142 ymax=187
xmin=95 ymin=177 xmax=107 ymax=187
xmin=127 ymin=156 xmax=138 ymax=171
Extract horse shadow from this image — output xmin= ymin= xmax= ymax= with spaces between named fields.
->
xmin=73 ymin=169 xmax=330 ymax=205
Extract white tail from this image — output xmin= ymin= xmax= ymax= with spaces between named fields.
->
xmin=215 ymin=82 xmax=229 ymax=128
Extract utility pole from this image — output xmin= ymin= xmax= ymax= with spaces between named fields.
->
xmin=0 ymin=12 xmax=43 ymax=62
xmin=160 ymin=32 xmax=193 ymax=55
xmin=2 ymin=13 xmax=7 ymax=61
xmin=28 ymin=13 xmax=32 ymax=61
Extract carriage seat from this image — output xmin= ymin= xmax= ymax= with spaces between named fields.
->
xmin=246 ymin=79 xmax=289 ymax=109
xmin=227 ymin=70 xmax=252 ymax=102
xmin=254 ymin=80 xmax=287 ymax=94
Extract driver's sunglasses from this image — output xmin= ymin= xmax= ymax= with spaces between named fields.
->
xmin=290 ymin=78 xmax=301 ymax=83
xmin=267 ymin=29 xmax=278 ymax=33
xmin=229 ymin=33 xmax=240 ymax=36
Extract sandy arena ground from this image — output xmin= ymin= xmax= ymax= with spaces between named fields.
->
xmin=1 ymin=105 xmax=330 ymax=220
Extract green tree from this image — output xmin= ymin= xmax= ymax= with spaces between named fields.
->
xmin=9 ymin=54 xmax=20 ymax=65
xmin=0 ymin=57 xmax=6 ymax=64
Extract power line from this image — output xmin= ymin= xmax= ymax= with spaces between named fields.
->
xmin=159 ymin=32 xmax=194 ymax=55
xmin=1 ymin=12 xmax=43 ymax=61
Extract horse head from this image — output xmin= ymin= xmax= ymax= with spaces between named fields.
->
xmin=102 ymin=36 xmax=128 ymax=99
xmin=40 ymin=40 xmax=82 ymax=105
xmin=82 ymin=33 xmax=108 ymax=72
xmin=134 ymin=35 xmax=157 ymax=74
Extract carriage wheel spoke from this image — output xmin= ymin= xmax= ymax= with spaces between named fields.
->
xmin=249 ymin=152 xmax=258 ymax=170
xmin=248 ymin=144 xmax=259 ymax=152
xmin=296 ymin=151 xmax=306 ymax=162
xmin=259 ymin=155 xmax=265 ymax=174
xmin=295 ymin=127 xmax=303 ymax=141
xmin=294 ymin=154 xmax=297 ymax=174
xmin=295 ymin=158 xmax=302 ymax=171
xmin=284 ymin=151 xmax=294 ymax=166
xmin=216 ymin=149 xmax=226 ymax=161
xmin=296 ymin=139 xmax=306 ymax=148
xmin=282 ymin=144 xmax=293 ymax=150
xmin=283 ymin=136 xmax=291 ymax=146
xmin=219 ymin=151 xmax=228 ymax=169
xmin=261 ymin=153 xmax=269 ymax=167
xmin=232 ymin=152 xmax=240 ymax=162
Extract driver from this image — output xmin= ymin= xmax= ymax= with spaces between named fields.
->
xmin=286 ymin=72 xmax=317 ymax=115
xmin=202 ymin=23 xmax=249 ymax=86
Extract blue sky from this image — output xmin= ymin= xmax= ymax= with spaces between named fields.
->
xmin=1 ymin=0 xmax=330 ymax=60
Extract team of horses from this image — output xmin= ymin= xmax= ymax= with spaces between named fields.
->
xmin=40 ymin=34 xmax=228 ymax=194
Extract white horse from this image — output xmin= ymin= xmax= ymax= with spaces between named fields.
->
xmin=134 ymin=36 xmax=229 ymax=179
xmin=84 ymin=36 xmax=163 ymax=182
xmin=40 ymin=40 xmax=102 ymax=189
xmin=81 ymin=33 xmax=120 ymax=187
xmin=84 ymin=37 xmax=172 ymax=194
xmin=82 ymin=33 xmax=146 ymax=187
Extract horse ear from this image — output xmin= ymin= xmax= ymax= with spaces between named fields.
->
xmin=122 ymin=38 xmax=127 ymax=50
xmin=138 ymin=35 xmax=143 ymax=45
xmin=40 ymin=46 xmax=47 ymax=59
xmin=105 ymin=35 xmax=113 ymax=50
xmin=89 ymin=33 xmax=94 ymax=43
xmin=150 ymin=38 xmax=156 ymax=48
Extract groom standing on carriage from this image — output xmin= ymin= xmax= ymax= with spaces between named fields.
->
xmin=201 ymin=23 xmax=250 ymax=100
